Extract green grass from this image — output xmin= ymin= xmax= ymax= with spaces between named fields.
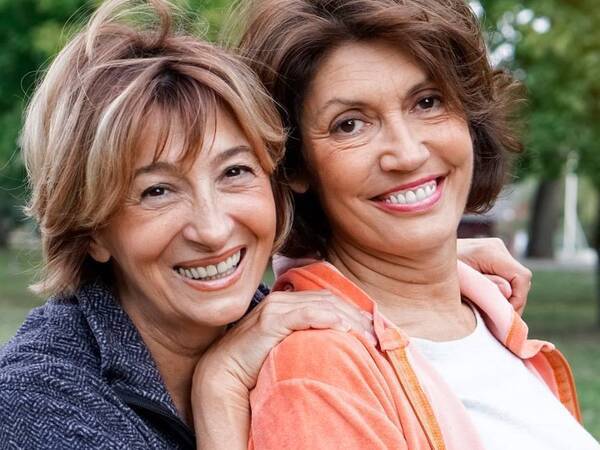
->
xmin=0 ymin=248 xmax=45 ymax=343
xmin=523 ymin=270 xmax=600 ymax=437
xmin=0 ymin=248 xmax=598 ymax=439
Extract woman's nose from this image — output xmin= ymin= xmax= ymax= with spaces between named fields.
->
xmin=378 ymin=118 xmax=430 ymax=172
xmin=181 ymin=199 xmax=234 ymax=250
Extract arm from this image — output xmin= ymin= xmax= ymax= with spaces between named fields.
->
xmin=249 ymin=330 xmax=407 ymax=450
xmin=192 ymin=290 xmax=376 ymax=450
xmin=251 ymin=379 xmax=407 ymax=449
xmin=457 ymin=237 xmax=532 ymax=314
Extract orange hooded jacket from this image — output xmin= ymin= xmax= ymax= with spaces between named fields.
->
xmin=248 ymin=261 xmax=580 ymax=450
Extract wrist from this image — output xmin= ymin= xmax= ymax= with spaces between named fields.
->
xmin=192 ymin=367 xmax=250 ymax=450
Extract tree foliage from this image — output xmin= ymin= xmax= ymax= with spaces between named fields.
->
xmin=479 ymin=0 xmax=600 ymax=183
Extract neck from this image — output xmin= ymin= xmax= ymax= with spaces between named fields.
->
xmin=120 ymin=297 xmax=224 ymax=427
xmin=327 ymin=236 xmax=474 ymax=340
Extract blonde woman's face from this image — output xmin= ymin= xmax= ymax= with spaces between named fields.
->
xmin=300 ymin=40 xmax=474 ymax=257
xmin=91 ymin=107 xmax=276 ymax=337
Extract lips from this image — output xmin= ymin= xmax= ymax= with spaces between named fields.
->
xmin=174 ymin=247 xmax=245 ymax=282
xmin=382 ymin=179 xmax=437 ymax=205
xmin=374 ymin=176 xmax=445 ymax=212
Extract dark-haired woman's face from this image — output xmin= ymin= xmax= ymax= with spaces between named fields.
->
xmin=299 ymin=40 xmax=473 ymax=257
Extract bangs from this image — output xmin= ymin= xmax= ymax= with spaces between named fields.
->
xmin=141 ymin=64 xmax=276 ymax=174
xmin=146 ymin=74 xmax=219 ymax=171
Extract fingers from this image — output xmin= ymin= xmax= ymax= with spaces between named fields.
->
xmin=457 ymin=237 xmax=532 ymax=315
xmin=484 ymin=274 xmax=512 ymax=299
xmin=506 ymin=270 xmax=531 ymax=316
xmin=256 ymin=290 xmax=377 ymax=345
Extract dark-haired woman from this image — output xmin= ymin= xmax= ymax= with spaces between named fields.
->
xmin=226 ymin=0 xmax=600 ymax=449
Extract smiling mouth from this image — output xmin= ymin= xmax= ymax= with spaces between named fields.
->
xmin=174 ymin=248 xmax=245 ymax=282
xmin=378 ymin=177 xmax=442 ymax=205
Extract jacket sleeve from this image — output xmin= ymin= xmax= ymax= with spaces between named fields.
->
xmin=249 ymin=330 xmax=408 ymax=450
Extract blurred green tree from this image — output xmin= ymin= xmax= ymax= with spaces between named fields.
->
xmin=0 ymin=0 xmax=91 ymax=245
xmin=480 ymin=0 xmax=600 ymax=323
xmin=479 ymin=0 xmax=600 ymax=260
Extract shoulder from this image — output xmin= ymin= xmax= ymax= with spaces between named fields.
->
xmin=0 ymin=288 xmax=164 ymax=448
xmin=255 ymin=329 xmax=386 ymax=397
xmin=0 ymin=294 xmax=100 ymax=377
xmin=250 ymin=330 xmax=407 ymax=449
xmin=275 ymin=329 xmax=372 ymax=375
xmin=0 ymin=296 xmax=116 ymax=424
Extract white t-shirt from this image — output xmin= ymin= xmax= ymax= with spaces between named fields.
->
xmin=411 ymin=307 xmax=600 ymax=450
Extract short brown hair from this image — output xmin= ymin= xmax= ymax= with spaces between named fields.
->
xmin=234 ymin=0 xmax=523 ymax=257
xmin=22 ymin=0 xmax=289 ymax=296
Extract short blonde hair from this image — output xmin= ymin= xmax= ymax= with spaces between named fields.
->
xmin=22 ymin=0 xmax=289 ymax=296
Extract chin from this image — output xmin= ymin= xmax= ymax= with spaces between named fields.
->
xmin=383 ymin=226 xmax=458 ymax=256
xmin=191 ymin=296 xmax=253 ymax=327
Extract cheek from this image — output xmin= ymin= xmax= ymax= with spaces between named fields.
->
xmin=106 ymin=209 xmax=182 ymax=271
xmin=230 ymin=184 xmax=278 ymax=244
xmin=438 ymin=121 xmax=474 ymax=168
xmin=309 ymin=144 xmax=370 ymax=205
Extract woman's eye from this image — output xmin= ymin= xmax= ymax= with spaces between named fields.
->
xmin=416 ymin=95 xmax=442 ymax=111
xmin=141 ymin=185 xmax=169 ymax=198
xmin=224 ymin=165 xmax=253 ymax=178
xmin=333 ymin=118 xmax=366 ymax=135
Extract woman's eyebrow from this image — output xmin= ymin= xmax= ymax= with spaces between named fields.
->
xmin=315 ymin=99 xmax=368 ymax=116
xmin=132 ymin=146 xmax=252 ymax=178
xmin=213 ymin=145 xmax=253 ymax=166
xmin=134 ymin=161 xmax=180 ymax=178
xmin=315 ymin=77 xmax=434 ymax=116
xmin=406 ymin=78 xmax=435 ymax=97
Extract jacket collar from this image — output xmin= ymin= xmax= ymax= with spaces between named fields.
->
xmin=273 ymin=261 xmax=554 ymax=359
xmin=75 ymin=280 xmax=180 ymax=417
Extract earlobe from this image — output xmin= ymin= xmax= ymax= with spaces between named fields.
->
xmin=289 ymin=176 xmax=310 ymax=194
xmin=89 ymin=235 xmax=111 ymax=263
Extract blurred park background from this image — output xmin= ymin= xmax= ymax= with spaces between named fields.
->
xmin=1 ymin=0 xmax=599 ymax=439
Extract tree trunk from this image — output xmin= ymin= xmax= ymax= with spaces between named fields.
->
xmin=0 ymin=220 xmax=9 ymax=248
xmin=526 ymin=178 xmax=562 ymax=258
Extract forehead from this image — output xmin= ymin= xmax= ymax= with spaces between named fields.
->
xmin=133 ymin=106 xmax=252 ymax=170
xmin=306 ymin=40 xmax=428 ymax=103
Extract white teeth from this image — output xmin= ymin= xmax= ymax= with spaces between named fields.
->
xmin=383 ymin=180 xmax=437 ymax=205
xmin=176 ymin=250 xmax=242 ymax=281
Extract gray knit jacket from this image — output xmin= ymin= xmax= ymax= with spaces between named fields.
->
xmin=0 ymin=279 xmax=267 ymax=449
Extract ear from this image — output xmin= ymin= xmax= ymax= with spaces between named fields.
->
xmin=88 ymin=234 xmax=112 ymax=263
xmin=288 ymin=172 xmax=310 ymax=194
